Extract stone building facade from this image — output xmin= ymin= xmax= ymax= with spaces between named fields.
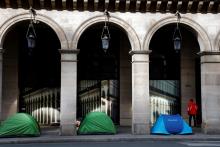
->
xmin=0 ymin=0 xmax=220 ymax=135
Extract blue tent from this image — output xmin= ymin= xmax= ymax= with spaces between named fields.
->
xmin=151 ymin=114 xmax=192 ymax=135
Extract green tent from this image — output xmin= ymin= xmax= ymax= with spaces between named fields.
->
xmin=78 ymin=112 xmax=116 ymax=135
xmin=0 ymin=113 xmax=40 ymax=137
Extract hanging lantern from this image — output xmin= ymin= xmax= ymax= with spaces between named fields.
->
xmin=101 ymin=30 xmax=110 ymax=52
xmin=101 ymin=10 xmax=110 ymax=53
xmin=26 ymin=7 xmax=37 ymax=49
xmin=26 ymin=25 xmax=36 ymax=49
xmin=101 ymin=34 xmax=110 ymax=52
xmin=173 ymin=36 xmax=181 ymax=51
xmin=173 ymin=11 xmax=182 ymax=52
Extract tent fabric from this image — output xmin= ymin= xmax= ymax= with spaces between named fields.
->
xmin=151 ymin=114 xmax=192 ymax=135
xmin=163 ymin=114 xmax=183 ymax=134
xmin=179 ymin=119 xmax=193 ymax=135
xmin=78 ymin=112 xmax=116 ymax=135
xmin=151 ymin=115 xmax=169 ymax=135
xmin=0 ymin=113 xmax=40 ymax=137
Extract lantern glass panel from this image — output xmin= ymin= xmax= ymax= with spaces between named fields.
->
xmin=173 ymin=37 xmax=181 ymax=51
xmin=102 ymin=35 xmax=109 ymax=51
xmin=27 ymin=34 xmax=36 ymax=49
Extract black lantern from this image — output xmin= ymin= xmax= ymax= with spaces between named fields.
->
xmin=26 ymin=24 xmax=36 ymax=49
xmin=26 ymin=7 xmax=37 ymax=49
xmin=101 ymin=10 xmax=110 ymax=53
xmin=173 ymin=36 xmax=181 ymax=51
xmin=173 ymin=11 xmax=182 ymax=52
xmin=101 ymin=28 xmax=110 ymax=52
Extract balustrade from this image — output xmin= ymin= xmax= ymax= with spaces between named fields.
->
xmin=24 ymin=88 xmax=60 ymax=125
xmin=150 ymin=80 xmax=179 ymax=125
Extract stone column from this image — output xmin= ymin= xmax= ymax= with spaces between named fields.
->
xmin=129 ymin=50 xmax=151 ymax=134
xmin=39 ymin=97 xmax=41 ymax=124
xmin=50 ymin=93 xmax=53 ymax=124
xmin=199 ymin=51 xmax=220 ymax=134
xmin=181 ymin=42 xmax=197 ymax=121
xmin=46 ymin=96 xmax=49 ymax=124
xmin=0 ymin=48 xmax=3 ymax=121
xmin=55 ymin=92 xmax=57 ymax=123
xmin=60 ymin=49 xmax=79 ymax=136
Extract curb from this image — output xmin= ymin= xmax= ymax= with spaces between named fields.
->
xmin=1 ymin=135 xmax=220 ymax=144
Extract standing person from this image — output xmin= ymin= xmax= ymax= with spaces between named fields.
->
xmin=187 ymin=99 xmax=198 ymax=127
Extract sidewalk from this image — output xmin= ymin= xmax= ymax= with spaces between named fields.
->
xmin=1 ymin=127 xmax=220 ymax=144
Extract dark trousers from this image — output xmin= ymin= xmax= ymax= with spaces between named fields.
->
xmin=189 ymin=115 xmax=196 ymax=127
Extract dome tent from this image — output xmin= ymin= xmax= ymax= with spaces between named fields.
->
xmin=0 ymin=113 xmax=40 ymax=137
xmin=78 ymin=112 xmax=116 ymax=135
xmin=151 ymin=114 xmax=192 ymax=135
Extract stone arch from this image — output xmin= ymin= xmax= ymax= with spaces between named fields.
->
xmin=143 ymin=16 xmax=212 ymax=52
xmin=0 ymin=12 xmax=68 ymax=49
xmin=71 ymin=15 xmax=141 ymax=51
xmin=214 ymin=31 xmax=220 ymax=51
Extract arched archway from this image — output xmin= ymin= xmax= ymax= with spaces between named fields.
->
xmin=0 ymin=13 xmax=68 ymax=49
xmin=71 ymin=15 xmax=140 ymax=51
xmin=148 ymin=22 xmax=202 ymax=128
xmin=214 ymin=30 xmax=220 ymax=51
xmin=2 ymin=19 xmax=61 ymax=125
xmin=143 ymin=16 xmax=212 ymax=52
xmin=76 ymin=21 xmax=132 ymax=127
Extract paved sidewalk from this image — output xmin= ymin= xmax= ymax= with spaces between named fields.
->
xmin=2 ymin=133 xmax=220 ymax=144
xmin=1 ymin=127 xmax=220 ymax=144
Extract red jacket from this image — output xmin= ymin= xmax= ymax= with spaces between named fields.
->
xmin=187 ymin=102 xmax=198 ymax=115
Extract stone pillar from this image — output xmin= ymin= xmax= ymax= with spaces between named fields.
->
xmin=50 ymin=93 xmax=53 ymax=124
xmin=46 ymin=96 xmax=49 ymax=124
xmin=60 ymin=49 xmax=79 ymax=136
xmin=55 ymin=92 xmax=57 ymax=123
xmin=43 ymin=97 xmax=45 ymax=124
xmin=199 ymin=51 xmax=220 ymax=134
xmin=120 ymin=41 xmax=132 ymax=126
xmin=129 ymin=50 xmax=151 ymax=134
xmin=39 ymin=97 xmax=41 ymax=123
xmin=180 ymin=40 xmax=197 ymax=121
xmin=0 ymin=48 xmax=3 ymax=121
